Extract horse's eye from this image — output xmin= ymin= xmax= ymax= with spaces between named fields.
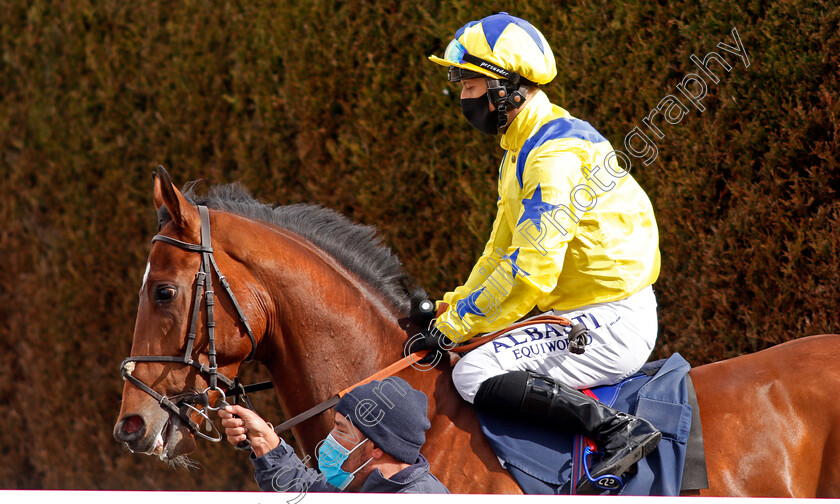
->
xmin=155 ymin=285 xmax=177 ymax=303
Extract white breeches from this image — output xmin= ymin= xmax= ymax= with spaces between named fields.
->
xmin=451 ymin=286 xmax=658 ymax=403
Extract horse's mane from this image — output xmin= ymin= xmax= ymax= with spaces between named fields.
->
xmin=158 ymin=182 xmax=428 ymax=316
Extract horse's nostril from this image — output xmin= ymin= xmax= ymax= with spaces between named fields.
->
xmin=123 ymin=415 xmax=144 ymax=434
xmin=116 ymin=415 xmax=146 ymax=442
xmin=114 ymin=415 xmax=146 ymax=444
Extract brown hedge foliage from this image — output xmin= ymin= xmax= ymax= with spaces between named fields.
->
xmin=1 ymin=0 xmax=838 ymax=490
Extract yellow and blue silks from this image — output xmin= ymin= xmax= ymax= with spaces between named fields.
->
xmin=435 ymin=91 xmax=660 ymax=343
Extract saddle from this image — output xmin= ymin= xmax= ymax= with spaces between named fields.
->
xmin=476 ymin=354 xmax=709 ymax=495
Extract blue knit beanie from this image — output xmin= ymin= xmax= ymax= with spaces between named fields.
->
xmin=335 ymin=377 xmax=430 ymax=464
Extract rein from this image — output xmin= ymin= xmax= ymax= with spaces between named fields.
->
xmin=122 ymin=203 xmax=572 ymax=445
xmin=271 ymin=314 xmax=572 ymax=434
xmin=120 ymin=205 xmax=259 ymax=443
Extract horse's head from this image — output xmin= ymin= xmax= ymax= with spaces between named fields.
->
xmin=113 ymin=167 xmax=259 ymax=464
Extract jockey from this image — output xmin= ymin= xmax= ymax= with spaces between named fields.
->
xmin=424 ymin=12 xmax=662 ymax=493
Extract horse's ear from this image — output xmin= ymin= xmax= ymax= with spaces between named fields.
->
xmin=152 ymin=166 xmax=200 ymax=238
xmin=152 ymin=170 xmax=165 ymax=210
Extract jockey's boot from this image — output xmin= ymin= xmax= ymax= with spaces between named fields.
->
xmin=473 ymin=370 xmax=662 ymax=494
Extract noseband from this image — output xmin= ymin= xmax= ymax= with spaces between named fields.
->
xmin=120 ymin=205 xmax=258 ymax=443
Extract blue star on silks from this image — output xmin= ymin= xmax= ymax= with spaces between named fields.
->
xmin=502 ymin=248 xmax=530 ymax=280
xmin=517 ymin=183 xmax=557 ymax=232
xmin=455 ymin=288 xmax=487 ymax=319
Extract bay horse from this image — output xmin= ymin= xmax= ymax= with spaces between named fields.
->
xmin=114 ymin=168 xmax=840 ymax=497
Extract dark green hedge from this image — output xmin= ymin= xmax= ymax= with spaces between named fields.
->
xmin=1 ymin=0 xmax=838 ymax=489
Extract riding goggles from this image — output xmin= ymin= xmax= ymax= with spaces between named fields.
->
xmin=433 ymin=39 xmax=518 ymax=83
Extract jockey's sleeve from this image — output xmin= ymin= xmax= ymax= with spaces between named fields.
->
xmin=435 ymin=196 xmax=510 ymax=314
xmin=436 ymin=149 xmax=585 ymax=342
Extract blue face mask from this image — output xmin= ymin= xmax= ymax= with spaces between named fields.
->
xmin=317 ymin=433 xmax=373 ymax=490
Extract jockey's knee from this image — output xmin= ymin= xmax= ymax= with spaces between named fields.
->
xmin=451 ymin=357 xmax=476 ymax=403
xmin=452 ymin=354 xmax=505 ymax=404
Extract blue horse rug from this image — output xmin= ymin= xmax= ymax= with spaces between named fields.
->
xmin=476 ymin=353 xmax=705 ymax=495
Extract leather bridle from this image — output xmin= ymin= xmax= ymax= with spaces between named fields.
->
xmin=120 ymin=205 xmax=259 ymax=443
xmin=119 ymin=204 xmax=578 ymax=446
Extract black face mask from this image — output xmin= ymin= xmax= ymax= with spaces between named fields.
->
xmin=461 ymin=95 xmax=500 ymax=136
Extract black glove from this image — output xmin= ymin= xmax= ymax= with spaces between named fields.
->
xmin=402 ymin=300 xmax=457 ymax=365
xmin=420 ymin=325 xmax=457 ymax=352
xmin=406 ymin=324 xmax=454 ymax=353
xmin=403 ymin=325 xmax=457 ymax=367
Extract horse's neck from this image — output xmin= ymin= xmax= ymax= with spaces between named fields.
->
xmin=215 ymin=213 xmax=518 ymax=493
xmin=232 ymin=219 xmax=413 ymax=450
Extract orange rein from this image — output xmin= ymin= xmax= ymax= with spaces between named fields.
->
xmin=274 ymin=314 xmax=572 ymax=433
xmin=338 ymin=314 xmax=572 ymax=396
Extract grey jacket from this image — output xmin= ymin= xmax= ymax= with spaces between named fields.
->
xmin=252 ymin=439 xmax=450 ymax=494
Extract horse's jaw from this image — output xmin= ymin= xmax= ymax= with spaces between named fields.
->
xmin=154 ymin=415 xmax=198 ymax=467
xmin=116 ymin=408 xmax=198 ymax=469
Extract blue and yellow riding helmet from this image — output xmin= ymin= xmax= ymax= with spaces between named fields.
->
xmin=429 ymin=12 xmax=557 ymax=130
